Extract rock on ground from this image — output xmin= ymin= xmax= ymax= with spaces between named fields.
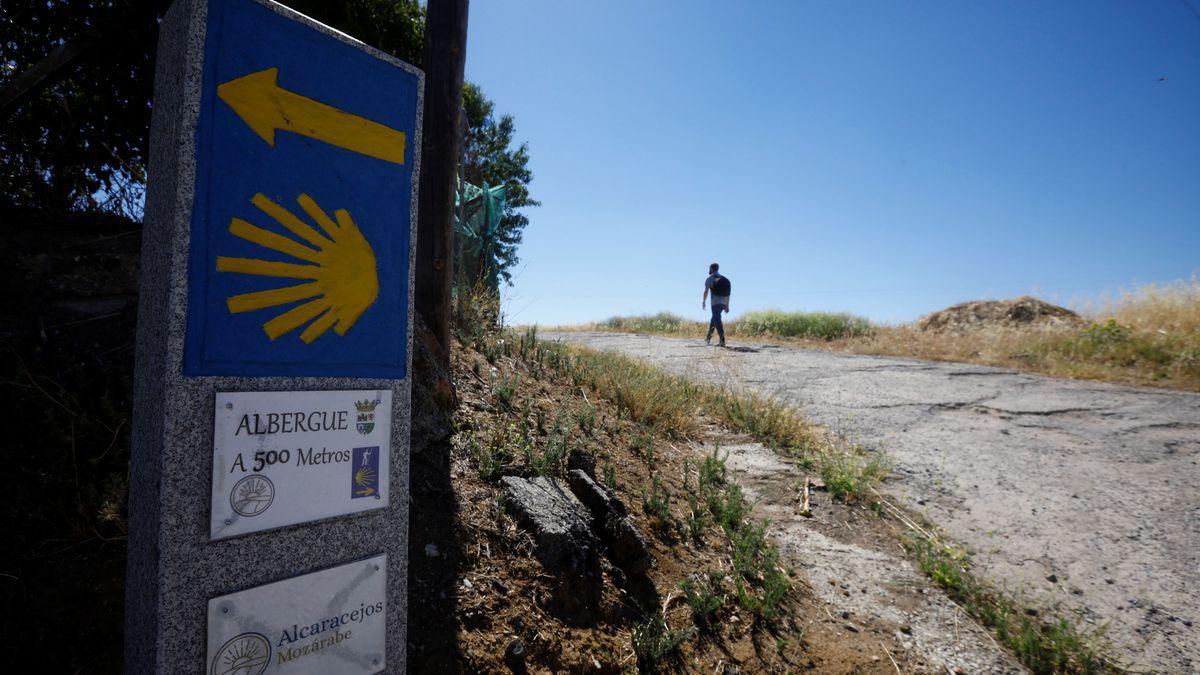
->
xmin=567 ymin=469 xmax=650 ymax=576
xmin=500 ymin=476 xmax=602 ymax=612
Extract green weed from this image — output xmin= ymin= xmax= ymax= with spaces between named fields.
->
xmin=630 ymin=614 xmax=694 ymax=673
xmin=908 ymin=535 xmax=1118 ymax=673
xmin=602 ymin=457 xmax=617 ymax=491
xmin=737 ymin=309 xmax=874 ymax=340
xmin=492 ymin=374 xmax=518 ymax=411
xmin=575 ymin=406 xmax=596 ymax=437
xmin=680 ymin=571 xmax=725 ymax=627
xmin=820 ymin=448 xmax=888 ymax=502
xmin=642 ymin=474 xmax=673 ymax=529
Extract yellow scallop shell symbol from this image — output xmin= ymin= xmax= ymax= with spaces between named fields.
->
xmin=216 ymin=193 xmax=378 ymax=344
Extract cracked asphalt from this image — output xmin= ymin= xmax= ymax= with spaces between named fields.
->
xmin=545 ymin=331 xmax=1200 ymax=672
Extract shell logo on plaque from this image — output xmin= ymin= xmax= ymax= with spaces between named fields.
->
xmin=207 ymin=554 xmax=387 ymax=674
xmin=211 ymin=390 xmax=392 ymax=539
xmin=181 ymin=0 xmax=417 ymax=378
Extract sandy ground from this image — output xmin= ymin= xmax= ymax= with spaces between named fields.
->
xmin=546 ymin=332 xmax=1200 ymax=672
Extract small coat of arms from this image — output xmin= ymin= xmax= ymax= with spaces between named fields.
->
xmin=355 ymin=398 xmax=380 ymax=435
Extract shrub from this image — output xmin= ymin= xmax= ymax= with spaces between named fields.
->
xmin=603 ymin=311 xmax=690 ymax=334
xmin=680 ymin=572 xmax=725 ymax=627
xmin=820 ymin=449 xmax=888 ymax=502
xmin=492 ymin=374 xmax=518 ymax=411
xmin=631 ymin=615 xmax=694 ymax=672
xmin=736 ymin=309 xmax=875 ymax=340
xmin=642 ymin=474 xmax=673 ymax=529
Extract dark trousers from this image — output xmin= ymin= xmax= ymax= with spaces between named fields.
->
xmin=707 ymin=304 xmax=726 ymax=343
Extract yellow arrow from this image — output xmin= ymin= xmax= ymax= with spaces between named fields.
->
xmin=217 ymin=67 xmax=406 ymax=165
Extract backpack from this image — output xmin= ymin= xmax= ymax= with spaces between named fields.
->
xmin=712 ymin=274 xmax=731 ymax=296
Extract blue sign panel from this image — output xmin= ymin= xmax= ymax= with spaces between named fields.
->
xmin=183 ymin=0 xmax=418 ymax=378
xmin=351 ymin=446 xmax=381 ymax=499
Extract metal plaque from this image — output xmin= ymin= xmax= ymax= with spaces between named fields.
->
xmin=211 ymin=390 xmax=391 ymax=539
xmin=207 ymin=553 xmax=386 ymax=674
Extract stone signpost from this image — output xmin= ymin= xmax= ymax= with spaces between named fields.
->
xmin=125 ymin=0 xmax=422 ymax=672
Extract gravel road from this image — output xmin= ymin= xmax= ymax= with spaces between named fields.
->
xmin=545 ymin=332 xmax=1200 ymax=672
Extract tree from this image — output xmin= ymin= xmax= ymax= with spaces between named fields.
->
xmin=0 ymin=0 xmax=164 ymax=213
xmin=0 ymin=0 xmax=423 ymax=215
xmin=460 ymin=81 xmax=537 ymax=285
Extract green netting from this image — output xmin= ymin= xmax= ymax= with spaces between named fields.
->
xmin=454 ymin=179 xmax=507 ymax=292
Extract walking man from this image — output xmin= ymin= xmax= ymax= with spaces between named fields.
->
xmin=702 ymin=262 xmax=731 ymax=347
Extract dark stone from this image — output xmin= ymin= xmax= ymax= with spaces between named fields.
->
xmin=566 ymin=469 xmax=649 ymax=576
xmin=567 ymin=469 xmax=626 ymax=520
xmin=504 ymin=637 xmax=526 ymax=673
xmin=497 ymin=463 xmax=534 ymax=479
xmin=606 ymin=512 xmax=651 ymax=575
xmin=499 ymin=476 xmax=601 ymax=613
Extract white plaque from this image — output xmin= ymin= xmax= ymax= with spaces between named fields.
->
xmin=211 ymin=390 xmax=392 ymax=539
xmin=207 ymin=554 xmax=386 ymax=674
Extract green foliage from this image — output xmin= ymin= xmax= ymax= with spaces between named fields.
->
xmin=461 ymin=82 xmax=538 ymax=285
xmin=730 ymin=519 xmax=769 ymax=577
xmin=698 ymin=446 xmax=728 ymax=493
xmin=468 ymin=430 xmax=510 ymax=481
xmin=1029 ymin=317 xmax=1192 ymax=382
xmin=531 ymin=423 xmax=568 ymax=477
xmin=575 ymin=406 xmax=596 ymax=437
xmin=908 ymin=535 xmax=1118 ymax=673
xmin=737 ymin=309 xmax=875 ymax=340
xmin=681 ymin=460 xmax=708 ymax=545
xmin=633 ymin=429 xmax=656 ymax=465
xmin=602 ymin=456 xmax=617 ymax=491
xmin=820 ymin=450 xmax=888 ymax=502
xmin=491 ymin=374 xmax=518 ymax=411
xmin=592 ymin=310 xmax=875 ymax=341
xmin=1081 ymin=319 xmax=1131 ymax=346
xmin=601 ymin=312 xmax=690 ymax=334
xmin=1 ymin=0 xmax=424 ymax=214
xmin=710 ymin=482 xmax=750 ymax=532
xmin=679 ymin=572 xmax=726 ymax=627
xmin=630 ymin=615 xmax=694 ymax=673
xmin=684 ymin=491 xmax=707 ymax=545
xmin=642 ymin=474 xmax=673 ymax=529
xmin=517 ymin=325 xmax=539 ymax=358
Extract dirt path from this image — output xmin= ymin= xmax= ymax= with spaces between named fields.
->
xmin=546 ymin=332 xmax=1200 ymax=672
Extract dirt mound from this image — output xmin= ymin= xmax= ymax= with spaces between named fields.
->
xmin=916 ymin=296 xmax=1084 ymax=332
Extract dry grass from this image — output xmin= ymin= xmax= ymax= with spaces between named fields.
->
xmin=844 ymin=278 xmax=1200 ymax=390
xmin=567 ymin=277 xmax=1200 ymax=391
xmin=502 ymin=326 xmax=883 ymax=502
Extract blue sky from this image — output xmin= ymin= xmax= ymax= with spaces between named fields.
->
xmin=464 ymin=1 xmax=1200 ymax=326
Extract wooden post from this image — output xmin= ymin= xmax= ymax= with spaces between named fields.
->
xmin=415 ymin=0 xmax=469 ymax=364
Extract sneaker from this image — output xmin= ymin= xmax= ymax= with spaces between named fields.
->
xmin=705 ymin=336 xmax=711 ymax=345
xmin=718 ymin=341 xmax=726 ymax=348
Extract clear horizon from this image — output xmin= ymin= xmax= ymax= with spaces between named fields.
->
xmin=465 ymin=1 xmax=1200 ymax=326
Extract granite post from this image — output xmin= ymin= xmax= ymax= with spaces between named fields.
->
xmin=125 ymin=0 xmax=422 ymax=671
